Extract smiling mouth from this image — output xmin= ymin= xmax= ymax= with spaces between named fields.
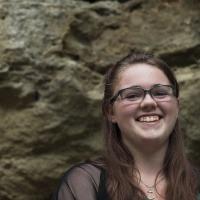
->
xmin=137 ymin=115 xmax=161 ymax=122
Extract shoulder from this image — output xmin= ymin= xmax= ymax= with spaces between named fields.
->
xmin=62 ymin=162 xmax=102 ymax=187
xmin=54 ymin=162 xmax=103 ymax=200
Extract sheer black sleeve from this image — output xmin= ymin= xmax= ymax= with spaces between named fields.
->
xmin=53 ymin=163 xmax=101 ymax=200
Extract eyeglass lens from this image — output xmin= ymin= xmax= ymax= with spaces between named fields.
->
xmin=119 ymin=85 xmax=174 ymax=103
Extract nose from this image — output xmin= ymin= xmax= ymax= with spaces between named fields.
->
xmin=140 ymin=92 xmax=157 ymax=110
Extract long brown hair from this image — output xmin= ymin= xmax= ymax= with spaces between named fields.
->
xmin=101 ymin=52 xmax=199 ymax=200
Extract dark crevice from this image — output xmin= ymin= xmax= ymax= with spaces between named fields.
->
xmin=122 ymin=0 xmax=144 ymax=12
xmin=159 ymin=44 xmax=200 ymax=67
xmin=80 ymin=0 xmax=101 ymax=3
xmin=0 ymin=85 xmax=40 ymax=110
xmin=65 ymin=53 xmax=80 ymax=62
xmin=85 ymin=62 xmax=109 ymax=75
xmin=92 ymin=7 xmax=121 ymax=16
xmin=78 ymin=0 xmax=145 ymax=9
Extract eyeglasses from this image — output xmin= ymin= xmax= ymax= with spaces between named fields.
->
xmin=110 ymin=84 xmax=176 ymax=104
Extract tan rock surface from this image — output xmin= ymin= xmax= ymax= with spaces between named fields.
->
xmin=0 ymin=0 xmax=199 ymax=199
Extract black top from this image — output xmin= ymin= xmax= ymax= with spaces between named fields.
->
xmin=53 ymin=163 xmax=108 ymax=200
xmin=53 ymin=162 xmax=200 ymax=200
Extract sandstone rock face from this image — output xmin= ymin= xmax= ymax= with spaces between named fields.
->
xmin=0 ymin=0 xmax=199 ymax=199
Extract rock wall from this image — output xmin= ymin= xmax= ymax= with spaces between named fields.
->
xmin=0 ymin=0 xmax=199 ymax=199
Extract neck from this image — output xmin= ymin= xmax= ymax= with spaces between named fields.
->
xmin=123 ymin=139 xmax=168 ymax=200
xmin=125 ymin=139 xmax=168 ymax=181
xmin=135 ymin=146 xmax=166 ymax=177
xmin=132 ymin=142 xmax=168 ymax=200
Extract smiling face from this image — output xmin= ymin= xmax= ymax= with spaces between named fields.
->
xmin=110 ymin=63 xmax=179 ymax=149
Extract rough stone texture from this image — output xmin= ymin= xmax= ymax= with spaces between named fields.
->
xmin=176 ymin=66 xmax=200 ymax=166
xmin=0 ymin=0 xmax=199 ymax=199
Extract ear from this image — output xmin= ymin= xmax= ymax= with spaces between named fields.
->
xmin=107 ymin=104 xmax=117 ymax=123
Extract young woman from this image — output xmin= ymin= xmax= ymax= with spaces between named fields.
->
xmin=53 ymin=52 xmax=199 ymax=200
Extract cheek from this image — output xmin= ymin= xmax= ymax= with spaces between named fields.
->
xmin=160 ymin=99 xmax=179 ymax=115
xmin=112 ymin=104 xmax=138 ymax=122
xmin=170 ymin=101 xmax=179 ymax=116
xmin=164 ymin=102 xmax=179 ymax=125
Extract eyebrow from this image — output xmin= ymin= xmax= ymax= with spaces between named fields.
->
xmin=119 ymin=84 xmax=156 ymax=91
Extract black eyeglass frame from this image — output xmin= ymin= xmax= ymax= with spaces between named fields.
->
xmin=110 ymin=84 xmax=177 ymax=104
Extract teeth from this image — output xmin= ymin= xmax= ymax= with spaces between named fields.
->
xmin=138 ymin=115 xmax=159 ymax=122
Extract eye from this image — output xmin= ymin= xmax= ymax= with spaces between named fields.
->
xmin=121 ymin=89 xmax=143 ymax=101
xmin=154 ymin=90 xmax=168 ymax=96
xmin=152 ymin=86 xmax=171 ymax=98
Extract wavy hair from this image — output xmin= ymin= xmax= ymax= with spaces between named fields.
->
xmin=101 ymin=52 xmax=199 ymax=200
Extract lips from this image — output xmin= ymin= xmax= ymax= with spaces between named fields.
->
xmin=137 ymin=115 xmax=162 ymax=122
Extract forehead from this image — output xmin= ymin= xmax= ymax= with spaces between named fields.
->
xmin=115 ymin=63 xmax=170 ymax=90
